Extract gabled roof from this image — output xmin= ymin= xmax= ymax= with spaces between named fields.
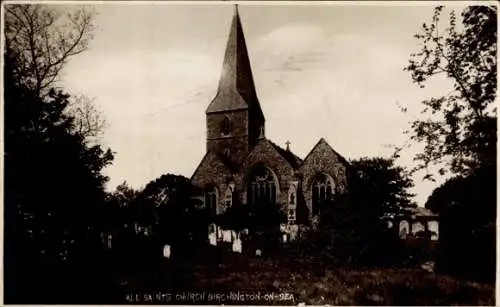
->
xmin=268 ymin=140 xmax=303 ymax=169
xmin=206 ymin=5 xmax=264 ymax=116
xmin=301 ymin=138 xmax=350 ymax=167
xmin=190 ymin=150 xmax=234 ymax=183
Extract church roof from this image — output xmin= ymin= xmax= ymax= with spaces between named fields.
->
xmin=301 ymin=138 xmax=350 ymax=167
xmin=206 ymin=5 xmax=264 ymax=116
xmin=268 ymin=140 xmax=303 ymax=169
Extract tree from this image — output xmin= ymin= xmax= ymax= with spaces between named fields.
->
xmin=4 ymin=5 xmax=113 ymax=303
xmin=65 ymin=95 xmax=107 ymax=145
xmin=124 ymin=174 xmax=206 ymax=259
xmin=350 ymin=157 xmax=416 ymax=215
xmin=4 ymin=4 xmax=96 ymax=97
xmin=399 ymin=6 xmax=497 ymax=179
xmin=4 ymin=76 xmax=114 ymax=302
xmin=400 ymin=5 xmax=497 ymax=283
xmin=425 ymin=167 xmax=496 ymax=281
xmin=109 ymin=181 xmax=139 ymax=208
xmin=102 ymin=181 xmax=138 ymax=233
xmin=290 ymin=157 xmax=414 ymax=266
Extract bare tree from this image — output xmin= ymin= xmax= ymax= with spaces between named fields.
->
xmin=66 ymin=95 xmax=107 ymax=144
xmin=4 ymin=4 xmax=96 ymax=97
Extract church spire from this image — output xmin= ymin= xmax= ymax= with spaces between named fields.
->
xmin=206 ymin=5 xmax=264 ymax=118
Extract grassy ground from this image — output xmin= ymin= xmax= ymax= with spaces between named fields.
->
xmin=108 ymin=245 xmax=495 ymax=306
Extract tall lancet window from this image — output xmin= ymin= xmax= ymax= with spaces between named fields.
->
xmin=287 ymin=184 xmax=297 ymax=225
xmin=312 ymin=173 xmax=334 ymax=216
xmin=224 ymin=182 xmax=235 ymax=210
xmin=248 ymin=166 xmax=277 ymax=207
xmin=220 ymin=116 xmax=232 ymax=136
xmin=205 ymin=185 xmax=218 ymax=215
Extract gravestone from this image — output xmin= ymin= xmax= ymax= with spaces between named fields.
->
xmin=217 ymin=226 xmax=223 ymax=240
xmin=222 ymin=230 xmax=232 ymax=242
xmin=232 ymin=238 xmax=242 ymax=253
xmin=107 ymin=234 xmax=112 ymax=249
xmin=163 ymin=245 xmax=171 ymax=259
xmin=208 ymin=231 xmax=217 ymax=246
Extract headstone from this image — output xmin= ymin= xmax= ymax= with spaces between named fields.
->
xmin=232 ymin=238 xmax=242 ymax=253
xmin=255 ymin=249 xmax=262 ymax=257
xmin=421 ymin=261 xmax=435 ymax=273
xmin=222 ymin=230 xmax=232 ymax=242
xmin=208 ymin=232 xmax=217 ymax=246
xmin=217 ymin=226 xmax=223 ymax=240
xmin=163 ymin=245 xmax=171 ymax=259
xmin=107 ymin=234 xmax=112 ymax=249
xmin=282 ymin=233 xmax=288 ymax=243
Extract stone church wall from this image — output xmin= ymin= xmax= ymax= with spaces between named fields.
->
xmin=238 ymin=140 xmax=297 ymax=207
xmin=206 ymin=110 xmax=249 ymax=165
xmin=191 ymin=152 xmax=233 ymax=191
xmin=299 ymin=140 xmax=350 ymax=217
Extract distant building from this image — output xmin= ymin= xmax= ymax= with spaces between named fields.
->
xmin=385 ymin=207 xmax=439 ymax=241
xmin=190 ymin=6 xmax=350 ymax=240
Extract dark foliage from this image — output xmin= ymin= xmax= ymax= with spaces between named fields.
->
xmin=349 ymin=157 xmax=417 ymax=216
xmin=281 ymin=157 xmax=416 ymax=268
xmin=427 ymin=165 xmax=496 ymax=282
xmin=216 ymin=200 xmax=286 ymax=252
xmin=105 ymin=174 xmax=207 ymax=267
xmin=4 ymin=52 xmax=114 ymax=302
xmin=400 ymin=6 xmax=497 ymax=178
xmin=402 ymin=6 xmax=497 ymax=283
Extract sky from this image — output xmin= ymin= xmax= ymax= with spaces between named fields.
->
xmin=60 ymin=2 xmax=467 ymax=206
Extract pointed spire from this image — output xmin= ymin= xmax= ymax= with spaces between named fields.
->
xmin=206 ymin=5 xmax=264 ymax=116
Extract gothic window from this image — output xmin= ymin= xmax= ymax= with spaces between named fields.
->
xmin=204 ymin=185 xmax=218 ymax=215
xmin=287 ymin=208 xmax=296 ymax=225
xmin=223 ymin=148 xmax=230 ymax=157
xmin=220 ymin=116 xmax=232 ymax=136
xmin=248 ymin=166 xmax=277 ymax=207
xmin=224 ymin=184 xmax=234 ymax=210
xmin=312 ymin=173 xmax=334 ymax=216
xmin=288 ymin=187 xmax=297 ymax=225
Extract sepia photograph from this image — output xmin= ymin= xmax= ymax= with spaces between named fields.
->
xmin=3 ymin=1 xmax=497 ymax=305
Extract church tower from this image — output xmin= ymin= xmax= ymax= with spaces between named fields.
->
xmin=206 ymin=5 xmax=265 ymax=166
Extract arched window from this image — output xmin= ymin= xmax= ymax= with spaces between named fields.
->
xmin=287 ymin=185 xmax=297 ymax=225
xmin=412 ymin=221 xmax=425 ymax=236
xmin=220 ymin=116 xmax=232 ymax=136
xmin=204 ymin=185 xmax=218 ymax=215
xmin=223 ymin=183 xmax=235 ymax=211
xmin=311 ymin=173 xmax=334 ymax=215
xmin=248 ymin=165 xmax=277 ymax=207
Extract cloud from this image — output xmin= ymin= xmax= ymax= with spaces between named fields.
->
xmin=62 ymin=48 xmax=221 ymax=189
xmin=60 ymin=11 xmax=452 ymax=206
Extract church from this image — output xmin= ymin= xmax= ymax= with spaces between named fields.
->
xmin=191 ymin=6 xmax=351 ymax=239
